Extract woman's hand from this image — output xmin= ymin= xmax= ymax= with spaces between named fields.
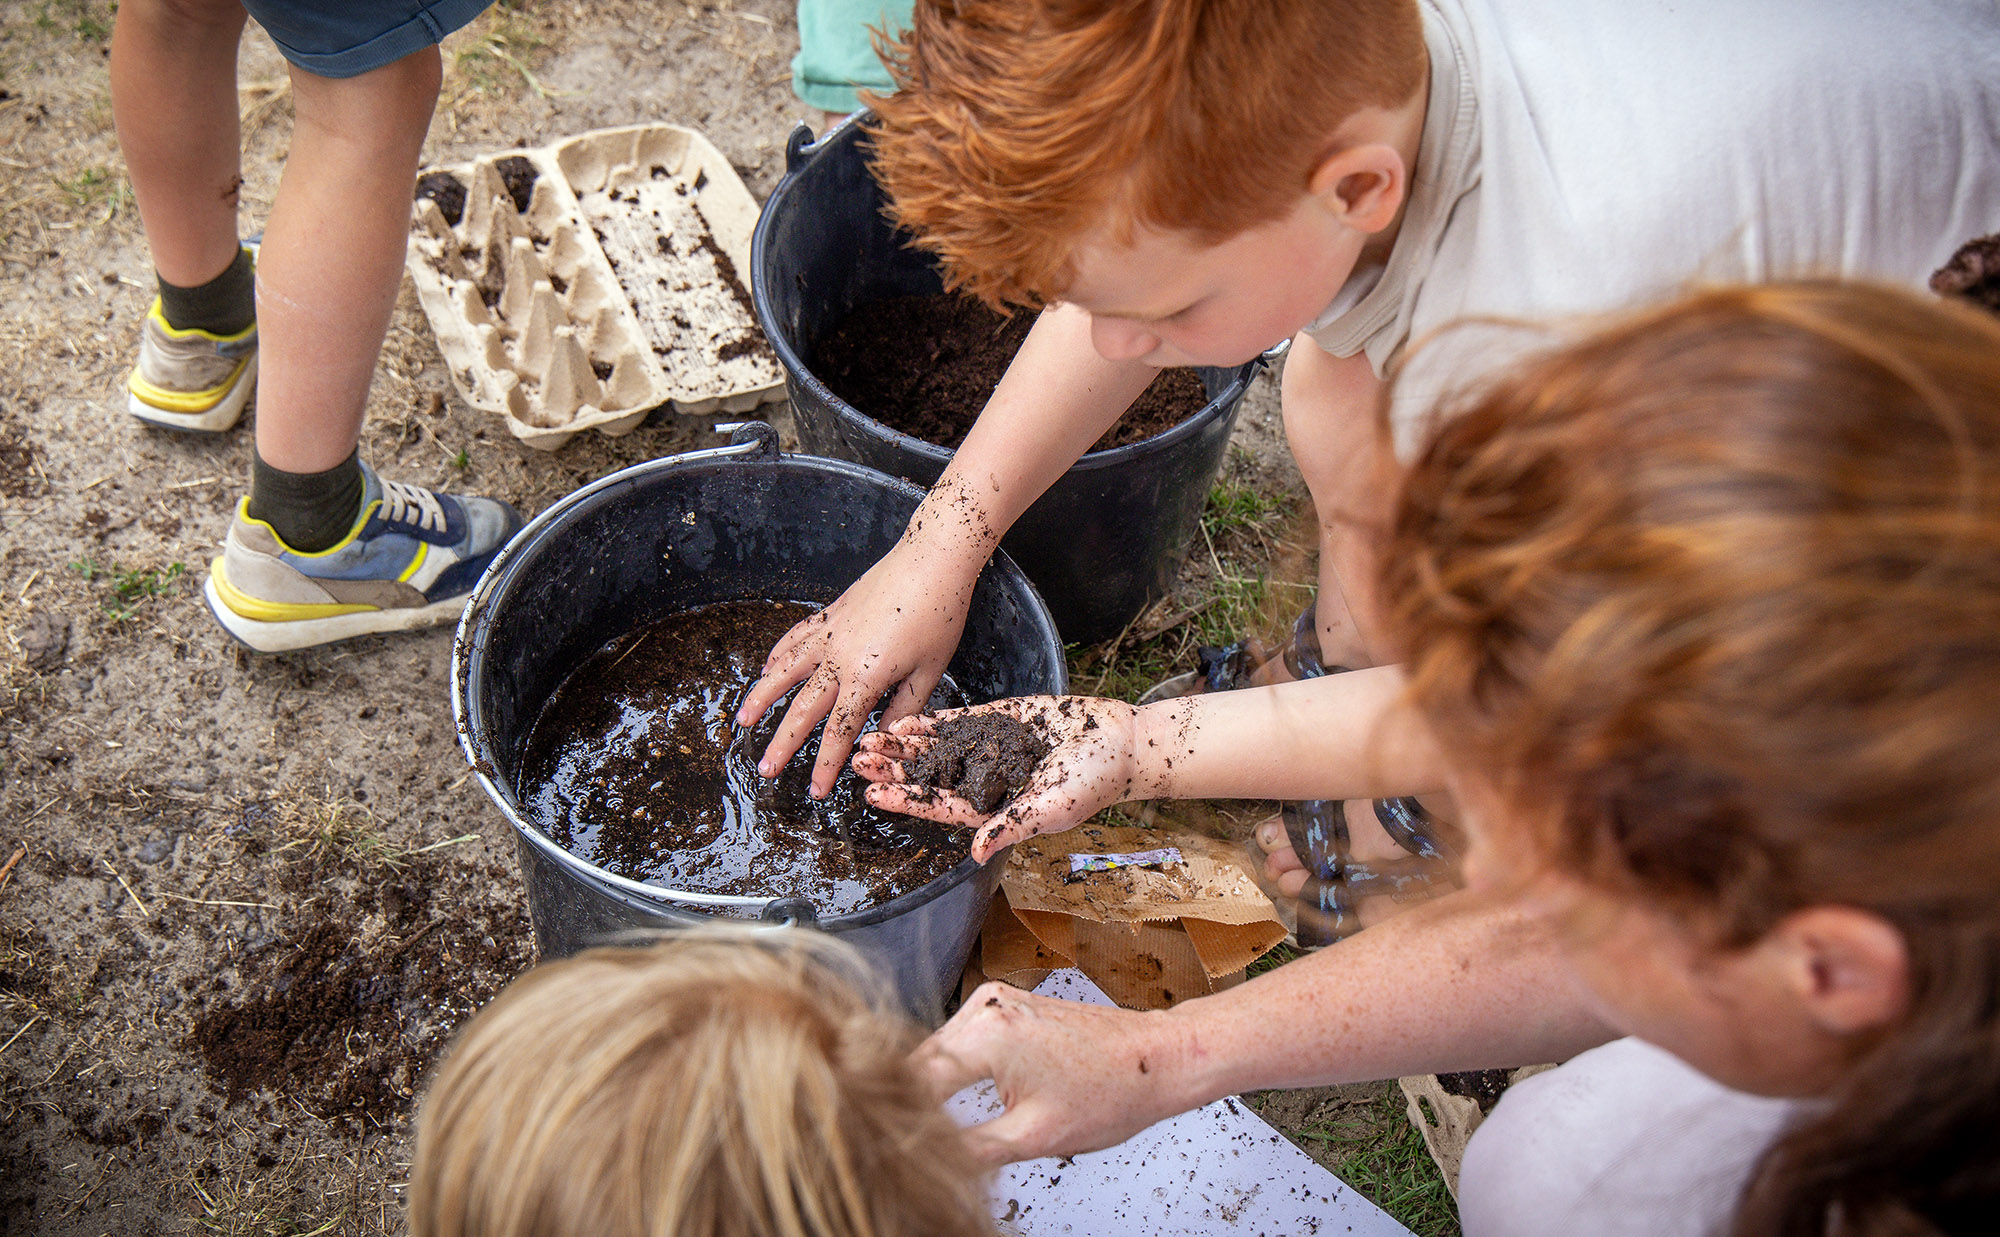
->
xmin=914 ymin=981 xmax=1199 ymax=1165
xmin=852 ymin=695 xmax=1139 ymax=862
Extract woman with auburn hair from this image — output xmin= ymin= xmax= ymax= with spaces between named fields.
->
xmin=866 ymin=283 xmax=2000 ymax=1234
xmin=408 ymin=929 xmax=992 ymax=1237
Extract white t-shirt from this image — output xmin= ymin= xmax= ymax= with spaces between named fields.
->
xmin=1306 ymin=0 xmax=2000 ymax=453
xmin=1456 ymin=1037 xmax=1804 ymax=1237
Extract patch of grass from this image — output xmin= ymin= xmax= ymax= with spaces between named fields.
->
xmin=450 ymin=447 xmax=471 ymax=471
xmin=52 ymin=165 xmax=132 ymax=217
xmin=1291 ymin=1091 xmax=1461 ymax=1236
xmin=36 ymin=1 xmax=112 ymax=41
xmin=1068 ymin=476 xmax=1304 ymax=703
xmin=1246 ymin=940 xmax=1301 ymax=977
xmin=452 ymin=13 xmax=562 ymax=99
xmin=70 ymin=558 xmax=187 ymax=622
xmin=183 ymin=1150 xmax=358 ymax=1237
xmin=1201 ymin=476 xmax=1293 ymax=540
xmin=271 ymin=789 xmax=476 ymax=873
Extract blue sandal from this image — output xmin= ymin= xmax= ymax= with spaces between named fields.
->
xmin=1242 ymin=601 xmax=1460 ymax=946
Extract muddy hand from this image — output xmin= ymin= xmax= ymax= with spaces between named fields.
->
xmin=915 ymin=981 xmax=1193 ymax=1166
xmin=735 ymin=548 xmax=973 ymax=797
xmin=854 ymin=696 xmax=1137 ymax=862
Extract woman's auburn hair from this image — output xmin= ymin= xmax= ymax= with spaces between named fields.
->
xmin=1382 ymin=281 xmax=2000 ymax=1236
xmin=864 ymin=0 xmax=1426 ymax=309
xmin=407 ymin=929 xmax=992 ymax=1237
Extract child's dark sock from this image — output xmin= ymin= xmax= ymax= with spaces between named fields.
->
xmin=247 ymin=449 xmax=365 ymax=554
xmin=158 ymin=247 xmax=255 ymax=336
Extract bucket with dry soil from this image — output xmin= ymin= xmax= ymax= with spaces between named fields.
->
xmin=452 ymin=423 xmax=1066 ymax=1021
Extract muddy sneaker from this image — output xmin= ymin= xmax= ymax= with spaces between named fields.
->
xmin=125 ymin=299 xmax=260 ymax=433
xmin=203 ymin=465 xmax=523 ymax=652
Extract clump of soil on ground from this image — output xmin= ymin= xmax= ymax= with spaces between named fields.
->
xmin=414 ymin=170 xmax=469 ymax=227
xmin=494 ymin=154 xmax=539 ymax=213
xmin=186 ymin=858 xmax=530 ymax=1125
xmin=519 ymin=599 xmax=970 ymax=914
xmin=1932 ymin=232 xmax=2000 ymax=314
xmin=905 ymin=712 xmax=1051 ymax=815
xmin=812 ymin=293 xmax=1211 ymax=452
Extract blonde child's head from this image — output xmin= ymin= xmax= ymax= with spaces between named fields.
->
xmin=865 ymin=0 xmax=1426 ymax=361
xmin=1382 ymin=282 xmax=2000 ymax=1235
xmin=408 ymin=929 xmax=991 ymax=1237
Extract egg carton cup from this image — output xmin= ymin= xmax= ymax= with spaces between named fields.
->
xmin=407 ymin=125 xmax=783 ymax=451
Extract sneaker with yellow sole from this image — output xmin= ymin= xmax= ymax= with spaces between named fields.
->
xmin=204 ymin=464 xmax=523 ymax=652
xmin=126 ymin=299 xmax=259 ymax=433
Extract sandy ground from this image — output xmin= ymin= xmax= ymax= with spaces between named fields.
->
xmin=0 ymin=4 xmax=1416 ymax=1236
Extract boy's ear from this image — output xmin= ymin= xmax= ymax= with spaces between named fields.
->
xmin=1307 ymin=143 xmax=1408 ymax=235
xmin=1766 ymin=906 xmax=1910 ymax=1036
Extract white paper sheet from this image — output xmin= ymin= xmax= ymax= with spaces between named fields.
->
xmin=948 ymin=969 xmax=1416 ymax=1236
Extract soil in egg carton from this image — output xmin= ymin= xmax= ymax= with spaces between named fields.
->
xmin=518 ymin=599 xmax=971 ymax=916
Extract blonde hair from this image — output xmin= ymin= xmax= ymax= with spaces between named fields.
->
xmin=409 ymin=929 xmax=992 ymax=1237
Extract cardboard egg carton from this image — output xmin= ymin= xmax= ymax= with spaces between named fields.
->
xmin=407 ymin=126 xmax=783 ymax=450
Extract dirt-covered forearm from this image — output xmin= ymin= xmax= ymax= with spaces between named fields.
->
xmin=1160 ymin=891 xmax=1617 ymax=1102
xmin=900 ymin=303 xmax=1159 ymax=569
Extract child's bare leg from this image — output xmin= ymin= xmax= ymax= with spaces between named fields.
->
xmin=254 ymin=48 xmax=442 ymax=472
xmin=111 ymin=0 xmax=248 ymax=288
xmin=1264 ymin=339 xmax=1458 ymax=917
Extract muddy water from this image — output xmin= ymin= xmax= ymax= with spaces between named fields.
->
xmin=518 ymin=599 xmax=970 ymax=916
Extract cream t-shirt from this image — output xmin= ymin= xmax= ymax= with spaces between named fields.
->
xmin=1456 ymin=1038 xmax=1803 ymax=1237
xmin=1306 ymin=0 xmax=2000 ymax=453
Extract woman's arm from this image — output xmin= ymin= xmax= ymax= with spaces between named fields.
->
xmin=916 ymin=889 xmax=1616 ymax=1165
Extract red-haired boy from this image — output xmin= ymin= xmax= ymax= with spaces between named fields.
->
xmin=737 ymin=0 xmax=2000 ymax=933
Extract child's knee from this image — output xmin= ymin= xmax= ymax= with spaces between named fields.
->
xmin=123 ymin=0 xmax=248 ymax=32
xmin=289 ymin=45 xmax=442 ymax=138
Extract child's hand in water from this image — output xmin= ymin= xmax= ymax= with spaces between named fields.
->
xmin=853 ymin=696 xmax=1138 ymax=862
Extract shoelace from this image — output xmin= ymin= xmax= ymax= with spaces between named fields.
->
xmin=379 ymin=479 xmax=449 ymax=535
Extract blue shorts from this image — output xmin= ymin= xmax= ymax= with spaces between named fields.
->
xmin=243 ymin=0 xmax=493 ymax=79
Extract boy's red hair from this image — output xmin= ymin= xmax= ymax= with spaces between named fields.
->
xmin=866 ymin=0 xmax=1427 ymax=308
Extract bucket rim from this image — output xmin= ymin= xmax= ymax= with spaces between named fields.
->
xmin=751 ymin=117 xmax=1264 ymax=471
xmin=451 ymin=439 xmax=1065 ymax=926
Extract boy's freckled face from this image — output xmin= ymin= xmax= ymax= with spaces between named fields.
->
xmin=1062 ymin=196 xmax=1366 ymax=369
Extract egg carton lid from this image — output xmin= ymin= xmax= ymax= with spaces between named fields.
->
xmin=406 ymin=124 xmax=783 ymax=451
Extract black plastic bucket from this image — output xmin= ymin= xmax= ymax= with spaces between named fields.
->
xmin=752 ymin=117 xmax=1262 ymax=644
xmin=452 ymin=423 xmax=1067 ymax=1023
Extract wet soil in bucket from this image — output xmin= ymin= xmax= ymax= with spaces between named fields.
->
xmin=812 ymin=293 xmax=1210 ymax=452
xmin=518 ymin=599 xmax=970 ymax=916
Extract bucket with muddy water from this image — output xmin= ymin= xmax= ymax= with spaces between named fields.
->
xmin=752 ymin=116 xmax=1264 ymax=644
xmin=453 ymin=423 xmax=1066 ymax=1022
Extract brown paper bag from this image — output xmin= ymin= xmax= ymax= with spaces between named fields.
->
xmin=975 ymin=822 xmax=1287 ymax=1010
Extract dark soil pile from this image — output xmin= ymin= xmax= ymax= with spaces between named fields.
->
xmin=414 ymin=170 xmax=468 ymax=227
xmin=905 ymin=712 xmax=1051 ymax=815
xmin=186 ymin=859 xmax=530 ymax=1126
xmin=1932 ymin=232 xmax=2000 ymax=314
xmin=519 ymin=599 xmax=970 ymax=914
xmin=812 ymin=293 xmax=1211 ymax=453
xmin=494 ymin=154 xmax=539 ymax=213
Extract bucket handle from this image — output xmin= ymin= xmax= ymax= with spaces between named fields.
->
xmin=760 ymin=896 xmax=820 ymax=928
xmin=785 ymin=122 xmax=818 ymax=173
xmin=714 ymin=419 xmax=780 ymax=461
